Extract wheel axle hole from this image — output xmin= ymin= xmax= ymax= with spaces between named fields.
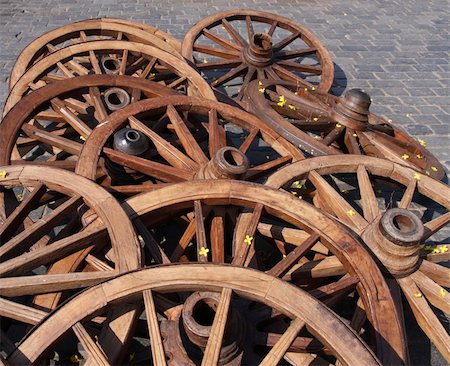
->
xmin=192 ymin=299 xmax=217 ymax=326
xmin=223 ymin=149 xmax=244 ymax=166
xmin=107 ymin=92 xmax=123 ymax=106
xmin=392 ymin=214 xmax=415 ymax=233
xmin=253 ymin=33 xmax=272 ymax=50
xmin=125 ymin=130 xmax=140 ymax=142
xmin=103 ymin=58 xmax=120 ymax=72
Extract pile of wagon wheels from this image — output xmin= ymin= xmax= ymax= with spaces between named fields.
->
xmin=0 ymin=11 xmax=448 ymax=366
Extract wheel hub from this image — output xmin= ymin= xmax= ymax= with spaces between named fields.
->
xmin=243 ymin=33 xmax=273 ymax=67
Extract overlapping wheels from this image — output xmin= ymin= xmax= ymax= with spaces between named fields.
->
xmin=74 ymin=179 xmax=407 ymax=364
xmin=74 ymin=95 xmax=301 ymax=194
xmin=266 ymin=155 xmax=450 ymax=362
xmin=6 ymin=264 xmax=381 ymax=365
xmin=8 ymin=18 xmax=182 ymax=89
xmin=0 ymin=75 xmax=176 ymax=167
xmin=0 ymin=165 xmax=141 ymax=358
xmin=4 ymin=38 xmax=215 ymax=115
xmin=246 ymin=80 xmax=444 ymax=180
xmin=182 ymin=9 xmax=334 ymax=102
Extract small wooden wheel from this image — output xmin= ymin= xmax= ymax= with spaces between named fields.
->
xmin=245 ymin=80 xmax=444 ymax=180
xmin=266 ymin=155 xmax=450 ymax=362
xmin=74 ymin=95 xmax=302 ymax=195
xmin=7 ymin=264 xmax=381 ymax=366
xmin=182 ymin=9 xmax=334 ymax=102
xmin=0 ymin=165 xmax=141 ymax=360
xmin=0 ymin=75 xmax=177 ymax=167
xmin=3 ymin=39 xmax=216 ymax=115
xmin=70 ymin=180 xmax=406 ymax=364
xmin=9 ymin=18 xmax=182 ymax=89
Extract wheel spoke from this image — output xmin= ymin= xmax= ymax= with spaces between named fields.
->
xmin=196 ymin=58 xmax=241 ymax=71
xmin=399 ymin=179 xmax=417 ymax=209
xmin=238 ymin=128 xmax=259 ymax=154
xmin=419 ymin=260 xmax=450 ymax=288
xmin=0 ymin=271 xmax=115 ymax=297
xmin=50 ymin=97 xmax=92 ymax=138
xmin=73 ymin=322 xmax=109 ymax=365
xmin=244 ymin=155 xmax=292 ymax=181
xmin=143 ymin=289 xmax=167 ymax=366
xmin=309 ymin=170 xmax=367 ymax=233
xmin=221 ymin=19 xmax=247 ymax=47
xmin=166 ymin=105 xmax=209 ymax=165
xmin=0 ymin=297 xmax=47 ymax=325
xmin=268 ymin=234 xmax=320 ymax=277
xmin=267 ymin=20 xmax=277 ymax=36
xmin=21 ymin=123 xmax=83 ymax=156
xmin=194 ymin=200 xmax=209 ymax=262
xmin=208 ymin=108 xmax=226 ymax=157
xmin=89 ymin=86 xmax=109 ymax=121
xmin=202 ymin=28 xmax=242 ymax=51
xmin=210 ymin=209 xmax=226 ymax=263
xmin=398 ymin=276 xmax=450 ymax=362
xmin=245 ymin=16 xmax=254 ymax=41
xmin=411 ymin=271 xmax=449 ymax=314
xmin=423 ymin=211 xmax=450 ymax=240
xmin=356 ymin=165 xmax=380 ymax=222
xmin=210 ymin=63 xmax=247 ymax=87
xmin=276 ymin=60 xmax=322 ymax=75
xmin=201 ymin=287 xmax=233 ymax=366
xmin=260 ymin=317 xmax=305 ymax=366
xmin=0 ymin=184 xmax=46 ymax=242
xmin=0 ymin=195 xmax=83 ymax=261
xmin=276 ymin=48 xmax=317 ymax=59
xmin=103 ymin=147 xmax=194 ymax=182
xmin=282 ymin=256 xmax=345 ymax=281
xmin=271 ymin=64 xmax=314 ymax=87
xmin=129 ymin=116 xmax=199 ymax=171
xmin=193 ymin=44 xmax=240 ymax=59
xmin=273 ymin=32 xmax=300 ymax=51
xmin=119 ymin=49 xmax=128 ymax=75
xmin=0 ymin=226 xmax=106 ymax=276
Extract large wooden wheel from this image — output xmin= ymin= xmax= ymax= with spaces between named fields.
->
xmin=0 ymin=75 xmax=176 ymax=168
xmin=246 ymin=80 xmax=445 ymax=180
xmin=74 ymin=95 xmax=302 ymax=195
xmin=182 ymin=9 xmax=334 ymax=103
xmin=8 ymin=18 xmax=182 ymax=89
xmin=63 ymin=179 xmax=406 ymax=364
xmin=266 ymin=155 xmax=450 ymax=362
xmin=0 ymin=165 xmax=141 ymax=360
xmin=3 ymin=40 xmax=216 ymax=115
xmin=6 ymin=264 xmax=381 ymax=366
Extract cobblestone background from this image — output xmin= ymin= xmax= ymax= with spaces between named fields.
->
xmin=0 ymin=0 xmax=448 ymax=365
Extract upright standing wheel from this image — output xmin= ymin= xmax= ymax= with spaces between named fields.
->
xmin=182 ymin=9 xmax=334 ymax=102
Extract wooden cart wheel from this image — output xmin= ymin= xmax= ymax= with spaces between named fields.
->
xmin=245 ymin=80 xmax=445 ymax=181
xmin=0 ymin=165 xmax=141 ymax=360
xmin=9 ymin=18 xmax=182 ymax=89
xmin=54 ymin=179 xmax=406 ymax=364
xmin=73 ymin=95 xmax=302 ymax=195
xmin=266 ymin=154 xmax=450 ymax=362
xmin=6 ymin=264 xmax=380 ymax=366
xmin=0 ymin=75 xmax=177 ymax=168
xmin=3 ymin=39 xmax=216 ymax=115
xmin=181 ymin=9 xmax=334 ymax=103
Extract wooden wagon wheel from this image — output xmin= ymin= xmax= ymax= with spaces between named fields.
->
xmin=6 ymin=264 xmax=381 ymax=366
xmin=0 ymin=165 xmax=141 ymax=361
xmin=265 ymin=155 xmax=450 ymax=362
xmin=245 ymin=80 xmax=445 ymax=181
xmin=73 ymin=95 xmax=302 ymax=195
xmin=3 ymin=39 xmax=216 ymax=115
xmin=0 ymin=75 xmax=177 ymax=168
xmin=8 ymin=18 xmax=182 ymax=89
xmin=52 ymin=179 xmax=406 ymax=364
xmin=181 ymin=9 xmax=334 ymax=103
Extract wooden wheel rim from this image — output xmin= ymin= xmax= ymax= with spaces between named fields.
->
xmin=4 ymin=40 xmax=216 ymax=115
xmin=8 ymin=264 xmax=380 ymax=366
xmin=245 ymin=79 xmax=444 ymax=180
xmin=77 ymin=179 xmax=405 ymax=364
xmin=266 ymin=154 xmax=450 ymax=362
xmin=74 ymin=95 xmax=301 ymax=192
xmin=9 ymin=18 xmax=182 ymax=89
xmin=182 ymin=9 xmax=334 ymax=101
xmin=0 ymin=75 xmax=177 ymax=167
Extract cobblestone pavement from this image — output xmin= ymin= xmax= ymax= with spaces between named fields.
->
xmin=0 ymin=0 xmax=448 ymax=364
